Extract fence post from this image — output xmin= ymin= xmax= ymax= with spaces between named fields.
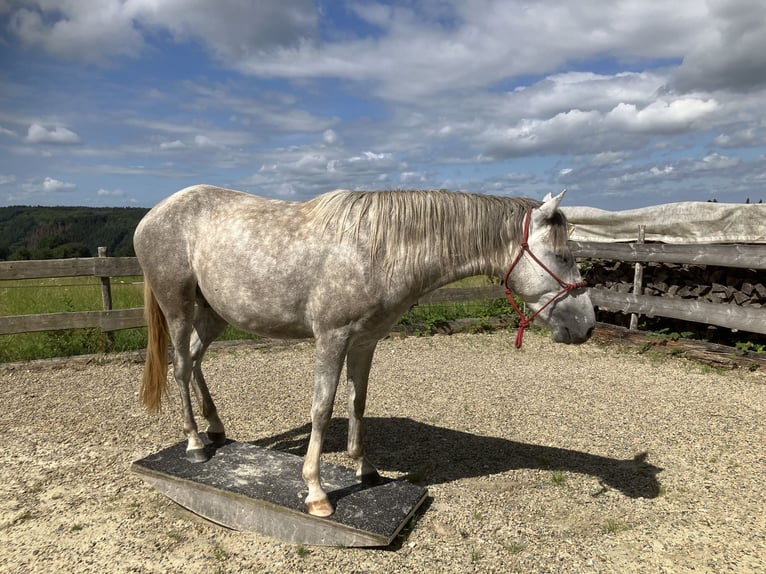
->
xmin=98 ymin=246 xmax=114 ymax=349
xmin=629 ymin=225 xmax=646 ymax=330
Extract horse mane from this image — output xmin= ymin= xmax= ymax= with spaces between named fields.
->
xmin=304 ymin=189 xmax=570 ymax=277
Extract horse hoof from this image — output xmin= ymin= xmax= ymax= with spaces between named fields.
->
xmin=186 ymin=448 xmax=209 ymax=463
xmin=306 ymin=499 xmax=334 ymax=518
xmin=206 ymin=431 xmax=226 ymax=446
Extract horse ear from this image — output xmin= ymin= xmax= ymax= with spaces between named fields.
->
xmin=535 ymin=188 xmax=566 ymax=220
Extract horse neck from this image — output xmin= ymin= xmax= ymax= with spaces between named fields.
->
xmin=382 ymin=210 xmax=520 ymax=294
xmin=401 ymin=241 xmax=509 ymax=293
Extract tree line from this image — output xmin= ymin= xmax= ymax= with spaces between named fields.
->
xmin=0 ymin=206 xmax=149 ymax=261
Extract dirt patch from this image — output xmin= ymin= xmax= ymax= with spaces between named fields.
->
xmin=1 ymin=331 xmax=763 ymax=573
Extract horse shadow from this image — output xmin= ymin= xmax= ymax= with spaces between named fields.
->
xmin=251 ymin=417 xmax=662 ymax=499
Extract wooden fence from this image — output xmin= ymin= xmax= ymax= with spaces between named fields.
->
xmin=2 ymin=241 xmax=765 ymax=337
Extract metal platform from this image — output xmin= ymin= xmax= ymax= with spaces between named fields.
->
xmin=131 ymin=439 xmax=428 ymax=547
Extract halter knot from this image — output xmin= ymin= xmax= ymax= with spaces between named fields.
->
xmin=502 ymin=209 xmax=587 ymax=349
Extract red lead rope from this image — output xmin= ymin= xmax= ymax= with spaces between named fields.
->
xmin=502 ymin=210 xmax=588 ymax=348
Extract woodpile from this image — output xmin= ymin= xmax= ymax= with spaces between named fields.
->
xmin=586 ymin=261 xmax=766 ymax=308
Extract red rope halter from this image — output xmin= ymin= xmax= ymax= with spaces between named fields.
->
xmin=502 ymin=209 xmax=588 ymax=348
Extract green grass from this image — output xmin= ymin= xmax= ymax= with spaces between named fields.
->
xmin=1 ymin=275 xmax=514 ymax=362
xmin=550 ymin=470 xmax=567 ymax=485
xmin=602 ymin=518 xmax=630 ymax=534
xmin=0 ymin=276 xmax=261 ymax=362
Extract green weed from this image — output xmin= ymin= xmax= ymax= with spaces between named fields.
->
xmin=503 ymin=541 xmax=526 ymax=554
xmin=551 ymin=471 xmax=567 ymax=485
xmin=602 ymin=518 xmax=629 ymax=534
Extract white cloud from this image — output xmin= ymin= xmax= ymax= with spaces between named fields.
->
xmin=21 ymin=177 xmax=77 ymax=193
xmin=96 ymin=188 xmax=126 ymax=197
xmin=243 ymin=146 xmax=404 ymax=198
xmin=194 ymin=134 xmax=217 ymax=148
xmin=322 ymin=129 xmax=338 ymax=145
xmin=25 ymin=123 xmax=81 ymax=144
xmin=0 ymin=125 xmax=17 ymax=138
xmin=606 ymin=98 xmax=719 ymax=133
xmin=0 ymin=175 xmax=16 ymax=185
xmin=8 ymin=2 xmax=144 ymax=63
xmin=590 ymin=151 xmax=629 ymax=166
xmin=672 ymin=0 xmax=766 ymax=92
xmin=159 ymin=139 xmax=186 ymax=150
xmin=479 ymin=96 xmax=720 ymax=158
xmin=713 ymin=128 xmax=761 ymax=148
xmin=7 ymin=0 xmax=317 ymax=64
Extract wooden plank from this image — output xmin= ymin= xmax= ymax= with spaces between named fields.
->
xmin=0 ymin=257 xmax=142 ymax=280
xmin=132 ymin=439 xmax=428 ymax=547
xmin=570 ymin=241 xmax=766 ymax=269
xmin=99 ymin=308 xmax=146 ymax=331
xmin=629 ymin=226 xmax=646 ymax=330
xmin=0 ymin=308 xmax=145 ymax=335
xmin=0 ymin=258 xmax=97 ymax=280
xmin=593 ymin=323 xmax=766 ymax=371
xmin=93 ymin=257 xmax=143 ymax=277
xmin=590 ymin=288 xmax=766 ymax=335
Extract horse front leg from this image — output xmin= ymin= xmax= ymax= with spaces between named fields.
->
xmin=346 ymin=342 xmax=380 ymax=483
xmin=302 ymin=331 xmax=348 ymax=517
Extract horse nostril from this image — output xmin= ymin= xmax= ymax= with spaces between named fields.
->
xmin=585 ymin=326 xmax=595 ymax=340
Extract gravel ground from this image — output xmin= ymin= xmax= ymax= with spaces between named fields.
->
xmin=0 ymin=331 xmax=764 ymax=573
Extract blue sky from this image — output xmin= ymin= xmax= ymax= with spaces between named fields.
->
xmin=1 ymin=0 xmax=766 ymax=210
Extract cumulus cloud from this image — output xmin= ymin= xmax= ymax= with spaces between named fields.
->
xmin=607 ymin=98 xmax=719 ymax=133
xmin=96 ymin=188 xmax=126 ymax=197
xmin=479 ymin=96 xmax=720 ymax=158
xmin=159 ymin=139 xmax=186 ymax=150
xmin=26 ymin=123 xmax=81 ymax=145
xmin=322 ymin=129 xmax=339 ymax=145
xmin=22 ymin=177 xmax=77 ymax=193
xmin=671 ymin=0 xmax=766 ymax=92
xmin=8 ymin=2 xmax=144 ymax=63
xmin=243 ymin=147 xmax=404 ymax=197
xmin=194 ymin=134 xmax=218 ymax=148
xmin=7 ymin=0 xmax=317 ymax=64
xmin=713 ymin=128 xmax=761 ymax=148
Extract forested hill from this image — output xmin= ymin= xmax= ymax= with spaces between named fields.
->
xmin=0 ymin=206 xmax=150 ymax=260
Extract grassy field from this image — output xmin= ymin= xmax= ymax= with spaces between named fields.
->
xmin=0 ymin=276 xmax=263 ymax=362
xmin=1 ymin=276 xmax=513 ymax=362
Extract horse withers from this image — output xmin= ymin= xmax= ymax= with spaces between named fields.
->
xmin=134 ymin=185 xmax=595 ymax=517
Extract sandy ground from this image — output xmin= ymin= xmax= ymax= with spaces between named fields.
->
xmin=0 ymin=331 xmax=764 ymax=573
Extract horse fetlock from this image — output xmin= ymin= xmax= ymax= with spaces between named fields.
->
xmin=355 ymin=457 xmax=380 ymax=484
xmin=206 ymin=430 xmax=226 ymax=446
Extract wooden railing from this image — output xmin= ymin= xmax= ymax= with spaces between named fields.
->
xmin=0 ymin=252 xmax=144 ymax=336
xmin=2 ymin=241 xmax=765 ymax=337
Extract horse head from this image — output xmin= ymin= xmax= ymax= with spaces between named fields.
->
xmin=503 ymin=190 xmax=595 ymax=345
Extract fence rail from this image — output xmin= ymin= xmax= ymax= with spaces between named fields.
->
xmin=2 ymin=240 xmax=765 ymax=337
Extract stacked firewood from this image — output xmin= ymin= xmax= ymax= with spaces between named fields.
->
xmin=585 ymin=261 xmax=766 ymax=307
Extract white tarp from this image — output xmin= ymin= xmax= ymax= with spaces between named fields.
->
xmin=562 ymin=202 xmax=766 ymax=244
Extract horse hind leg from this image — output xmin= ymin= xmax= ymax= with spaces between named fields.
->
xmin=162 ymin=285 xmax=209 ymax=463
xmin=190 ymin=304 xmax=228 ymax=446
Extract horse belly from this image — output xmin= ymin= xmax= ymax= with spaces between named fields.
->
xmin=197 ymin=273 xmax=314 ymax=339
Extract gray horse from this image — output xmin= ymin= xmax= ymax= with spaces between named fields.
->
xmin=134 ymin=185 xmax=595 ymax=517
